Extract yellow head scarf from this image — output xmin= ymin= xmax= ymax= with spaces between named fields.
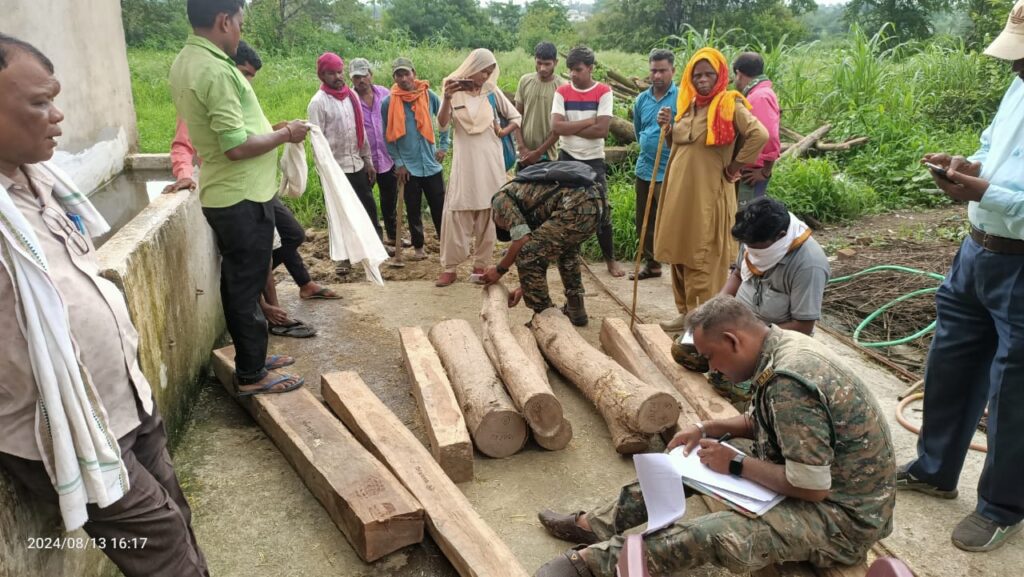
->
xmin=675 ymin=47 xmax=751 ymax=146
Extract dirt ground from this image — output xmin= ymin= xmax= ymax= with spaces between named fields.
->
xmin=170 ymin=205 xmax=1022 ymax=577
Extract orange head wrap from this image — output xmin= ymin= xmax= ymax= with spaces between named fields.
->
xmin=675 ymin=47 xmax=751 ymax=146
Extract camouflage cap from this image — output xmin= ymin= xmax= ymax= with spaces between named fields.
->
xmin=392 ymin=57 xmax=414 ymax=74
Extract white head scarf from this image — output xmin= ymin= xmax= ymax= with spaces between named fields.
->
xmin=444 ymin=48 xmax=501 ymax=134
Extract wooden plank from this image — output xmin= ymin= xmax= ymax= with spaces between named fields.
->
xmin=399 ymin=326 xmax=474 ymax=483
xmin=323 ymin=372 xmax=532 ymax=577
xmin=210 ymin=346 xmax=424 ymax=562
xmin=632 ymin=324 xmax=740 ymax=422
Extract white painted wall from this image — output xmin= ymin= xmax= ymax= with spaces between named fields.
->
xmin=2 ymin=0 xmax=138 ymax=192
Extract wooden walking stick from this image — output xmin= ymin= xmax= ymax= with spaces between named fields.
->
xmin=388 ymin=180 xmax=406 ymax=268
xmin=629 ymin=126 xmax=668 ymax=330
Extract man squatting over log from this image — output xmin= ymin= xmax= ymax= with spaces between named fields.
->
xmin=532 ymin=296 xmax=897 ymax=577
xmin=481 ymin=161 xmax=604 ymax=327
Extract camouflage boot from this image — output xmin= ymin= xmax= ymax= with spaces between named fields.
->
xmin=562 ymin=294 xmax=589 ymax=327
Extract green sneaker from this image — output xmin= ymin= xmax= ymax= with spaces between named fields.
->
xmin=895 ymin=463 xmax=958 ymax=499
xmin=952 ymin=512 xmax=1023 ymax=552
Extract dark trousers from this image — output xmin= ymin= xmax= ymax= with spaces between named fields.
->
xmin=559 ymin=150 xmax=614 ymax=261
xmin=345 ymin=167 xmax=383 ymax=239
xmin=376 ymin=168 xmax=400 ymax=242
xmin=0 ymin=400 xmax=209 ymax=577
xmin=402 ymin=171 xmax=446 ymax=248
xmin=634 ymin=177 xmax=662 ymax=268
xmin=270 ymin=197 xmax=311 ymax=287
xmin=909 ymin=236 xmax=1024 ymax=525
xmin=203 ymin=199 xmax=274 ymax=384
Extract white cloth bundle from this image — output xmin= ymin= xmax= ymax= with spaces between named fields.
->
xmin=279 ymin=138 xmax=309 ymax=199
xmin=307 ymin=125 xmax=388 ymax=285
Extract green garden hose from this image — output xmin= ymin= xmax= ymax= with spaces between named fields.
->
xmin=828 ymin=265 xmax=945 ymax=348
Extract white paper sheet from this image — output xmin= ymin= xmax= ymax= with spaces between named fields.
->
xmin=668 ymin=446 xmax=778 ymax=502
xmin=633 ymin=453 xmax=687 ymax=534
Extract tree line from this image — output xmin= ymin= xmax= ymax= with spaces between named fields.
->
xmin=122 ymin=0 xmax=1011 ymax=55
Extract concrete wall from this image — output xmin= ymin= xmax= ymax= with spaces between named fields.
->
xmin=2 ymin=0 xmax=138 ymax=193
xmin=0 ymin=186 xmax=224 ymax=577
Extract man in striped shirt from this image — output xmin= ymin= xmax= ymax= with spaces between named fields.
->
xmin=551 ymin=46 xmax=624 ymax=277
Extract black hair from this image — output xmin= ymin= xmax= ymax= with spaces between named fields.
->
xmin=534 ymin=42 xmax=558 ymax=61
xmin=649 ymin=48 xmax=674 ymax=66
xmin=187 ymin=0 xmax=245 ymax=29
xmin=733 ymin=52 xmax=764 ymax=77
xmin=732 ymin=197 xmax=790 ymax=244
xmin=231 ymin=40 xmax=262 ymax=71
xmin=566 ymin=46 xmax=595 ymax=68
xmin=0 ymin=34 xmax=54 ymax=73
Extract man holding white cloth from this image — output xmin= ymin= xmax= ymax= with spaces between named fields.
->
xmin=0 ymin=35 xmax=207 ymax=577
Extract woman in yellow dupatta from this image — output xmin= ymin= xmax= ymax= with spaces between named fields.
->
xmin=653 ymin=47 xmax=768 ymax=331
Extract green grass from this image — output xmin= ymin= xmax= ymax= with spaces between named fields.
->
xmin=129 ymin=27 xmax=1002 ymax=262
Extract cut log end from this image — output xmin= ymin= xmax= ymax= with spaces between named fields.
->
xmin=473 ymin=409 xmax=529 ymax=458
xmin=521 ymin=393 xmax=565 ymax=438
xmin=636 ymin=392 xmax=683 ymax=434
xmin=534 ymin=418 xmax=573 ymax=451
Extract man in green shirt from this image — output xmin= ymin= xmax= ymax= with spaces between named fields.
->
xmin=514 ymin=41 xmax=565 ymax=169
xmin=170 ymin=0 xmax=308 ymax=395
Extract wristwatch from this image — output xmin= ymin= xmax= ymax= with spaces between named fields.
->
xmin=496 ymin=264 xmax=509 ymax=275
xmin=729 ymin=453 xmax=746 ymax=477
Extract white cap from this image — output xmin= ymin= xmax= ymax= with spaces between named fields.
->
xmin=985 ymin=0 xmax=1024 ymax=61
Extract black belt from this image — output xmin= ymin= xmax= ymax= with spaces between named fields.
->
xmin=970 ymin=226 xmax=1024 ymax=254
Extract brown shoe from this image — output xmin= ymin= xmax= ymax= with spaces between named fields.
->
xmin=435 ymin=272 xmax=457 ymax=287
xmin=538 ymin=509 xmax=598 ymax=544
xmin=534 ymin=548 xmax=595 ymax=577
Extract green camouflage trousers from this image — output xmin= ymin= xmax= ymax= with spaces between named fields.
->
xmin=583 ymin=481 xmax=868 ymax=576
xmin=517 ymin=198 xmax=601 ymax=312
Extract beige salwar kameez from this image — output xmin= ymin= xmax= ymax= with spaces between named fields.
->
xmin=653 ymin=101 xmax=767 ymax=314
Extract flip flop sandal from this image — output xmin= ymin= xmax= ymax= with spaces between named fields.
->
xmin=264 ymin=354 xmax=295 ymax=370
xmin=269 ymin=320 xmax=317 ymax=338
xmin=628 ymin=268 xmax=662 ymax=281
xmin=301 ymin=287 xmax=342 ymax=300
xmin=236 ymin=373 xmax=304 ymax=397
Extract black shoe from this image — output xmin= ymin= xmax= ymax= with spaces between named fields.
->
xmin=537 ymin=510 xmax=598 ymax=545
xmin=562 ymin=295 xmax=588 ymax=327
xmin=895 ymin=462 xmax=958 ymax=499
xmin=533 ymin=548 xmax=595 ymax=577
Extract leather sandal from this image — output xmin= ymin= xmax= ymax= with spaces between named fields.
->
xmin=533 ymin=548 xmax=596 ymax=577
xmin=538 ymin=509 xmax=598 ymax=544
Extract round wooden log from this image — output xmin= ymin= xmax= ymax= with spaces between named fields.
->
xmin=511 ymin=323 xmax=548 ymax=383
xmin=530 ymin=308 xmax=679 ymax=435
xmin=533 ymin=418 xmax=574 ymax=451
xmin=609 ymin=116 xmax=636 ymax=145
xmin=481 ymin=285 xmax=564 ymax=437
xmin=428 ymin=319 xmax=528 ymax=458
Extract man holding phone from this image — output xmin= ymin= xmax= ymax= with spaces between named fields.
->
xmin=899 ymin=0 xmax=1024 ymax=553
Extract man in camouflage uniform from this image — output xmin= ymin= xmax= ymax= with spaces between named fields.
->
xmin=481 ymin=162 xmax=603 ymax=326
xmin=533 ymin=296 xmax=896 ymax=577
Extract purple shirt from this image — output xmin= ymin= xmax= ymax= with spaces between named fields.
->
xmin=359 ymin=84 xmax=395 ymax=174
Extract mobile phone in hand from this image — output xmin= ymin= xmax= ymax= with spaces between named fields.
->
xmin=924 ymin=161 xmax=953 ymax=182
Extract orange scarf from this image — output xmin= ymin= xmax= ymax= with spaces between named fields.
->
xmin=387 ymin=79 xmax=435 ymax=144
xmin=675 ymin=47 xmax=751 ymax=146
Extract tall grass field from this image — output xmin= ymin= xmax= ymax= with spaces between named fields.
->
xmin=129 ymin=28 xmax=1005 ymax=261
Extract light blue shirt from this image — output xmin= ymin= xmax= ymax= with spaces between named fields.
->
xmin=381 ymin=91 xmax=450 ymax=178
xmin=968 ymin=76 xmax=1024 ymax=240
xmin=633 ymin=84 xmax=678 ymax=182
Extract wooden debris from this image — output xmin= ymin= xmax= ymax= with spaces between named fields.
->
xmin=781 ymin=124 xmax=832 ymax=160
xmin=322 ymin=372 xmax=532 ymax=577
xmin=428 ymin=319 xmax=528 ymax=458
xmin=399 ymin=327 xmax=474 ymax=482
xmin=531 ymin=308 xmax=679 ymax=450
xmin=609 ymin=116 xmax=636 ymax=145
xmin=210 ymin=347 xmax=424 ymax=562
xmin=836 ymin=248 xmax=858 ymax=261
